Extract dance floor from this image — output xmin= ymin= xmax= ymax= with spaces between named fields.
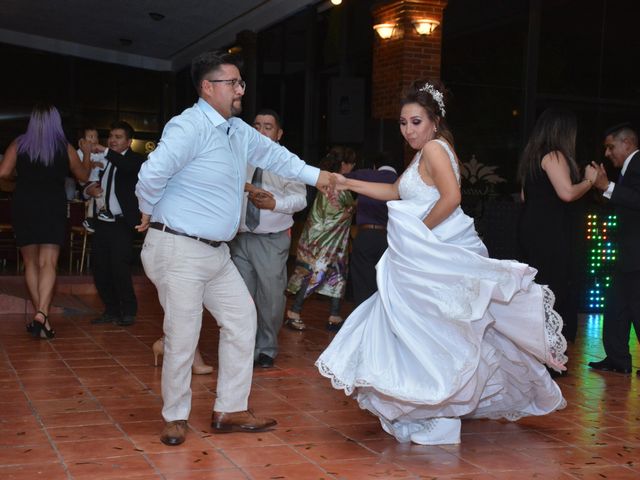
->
xmin=0 ymin=287 xmax=638 ymax=479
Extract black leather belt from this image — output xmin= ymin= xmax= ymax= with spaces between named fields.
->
xmin=149 ymin=222 xmax=222 ymax=248
xmin=359 ymin=223 xmax=386 ymax=231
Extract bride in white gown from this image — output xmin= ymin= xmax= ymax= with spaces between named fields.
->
xmin=316 ymin=79 xmax=568 ymax=446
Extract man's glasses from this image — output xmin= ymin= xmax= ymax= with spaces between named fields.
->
xmin=206 ymin=78 xmax=246 ymax=90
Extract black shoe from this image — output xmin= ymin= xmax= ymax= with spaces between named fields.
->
xmin=115 ymin=315 xmax=135 ymax=326
xmin=588 ymin=359 xmax=631 ymax=374
xmin=91 ymin=313 xmax=119 ymax=324
xmin=255 ymin=353 xmax=274 ymax=368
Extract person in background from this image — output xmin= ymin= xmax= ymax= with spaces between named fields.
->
xmin=86 ymin=121 xmax=145 ymax=327
xmin=346 ymin=152 xmax=398 ymax=307
xmin=76 ymin=127 xmax=106 ymax=232
xmin=286 ymin=146 xmax=356 ymax=331
xmin=517 ymin=108 xmax=597 ymax=344
xmin=230 ymin=109 xmax=307 ymax=368
xmin=587 ymin=123 xmax=640 ymax=376
xmin=0 ymin=104 xmax=91 ymax=338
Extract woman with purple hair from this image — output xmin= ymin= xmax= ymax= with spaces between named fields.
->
xmin=0 ymin=104 xmax=91 ymax=338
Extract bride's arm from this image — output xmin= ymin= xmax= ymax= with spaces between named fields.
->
xmin=421 ymin=142 xmax=461 ymax=229
xmin=334 ymin=174 xmax=400 ymax=201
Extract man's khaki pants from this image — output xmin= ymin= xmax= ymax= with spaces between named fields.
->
xmin=141 ymin=228 xmax=257 ymax=422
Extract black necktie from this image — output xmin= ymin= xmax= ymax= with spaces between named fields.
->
xmin=245 ymin=168 xmax=263 ymax=231
xmin=617 ymin=171 xmax=624 ymax=185
xmin=102 ymin=162 xmax=116 ymax=214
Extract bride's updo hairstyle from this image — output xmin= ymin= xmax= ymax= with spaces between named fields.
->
xmin=401 ymin=79 xmax=454 ymax=146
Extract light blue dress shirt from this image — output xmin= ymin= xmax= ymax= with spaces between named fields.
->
xmin=136 ymin=98 xmax=320 ymax=241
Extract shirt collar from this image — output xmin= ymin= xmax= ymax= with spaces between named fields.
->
xmin=622 ymin=149 xmax=638 ymax=175
xmin=378 ymin=165 xmax=397 ymax=174
xmin=196 ymin=97 xmax=235 ymax=132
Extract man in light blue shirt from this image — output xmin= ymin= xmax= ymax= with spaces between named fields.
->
xmin=136 ymin=51 xmax=333 ymax=446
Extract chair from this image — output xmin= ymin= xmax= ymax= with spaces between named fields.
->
xmin=67 ymin=200 xmax=91 ymax=273
xmin=0 ymin=197 xmax=20 ymax=273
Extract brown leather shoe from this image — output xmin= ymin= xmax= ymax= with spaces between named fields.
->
xmin=160 ymin=420 xmax=188 ymax=446
xmin=211 ymin=410 xmax=277 ymax=433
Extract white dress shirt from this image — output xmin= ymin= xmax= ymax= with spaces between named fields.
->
xmin=136 ymin=98 xmax=319 ymax=242
xmin=238 ymin=166 xmax=307 ymax=234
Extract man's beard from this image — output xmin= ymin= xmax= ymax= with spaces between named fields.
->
xmin=231 ymin=99 xmax=242 ymax=117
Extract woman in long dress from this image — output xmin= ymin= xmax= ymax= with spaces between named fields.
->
xmin=286 ymin=147 xmax=356 ymax=330
xmin=518 ymin=109 xmax=595 ymax=343
xmin=316 ymin=80 xmax=569 ymax=446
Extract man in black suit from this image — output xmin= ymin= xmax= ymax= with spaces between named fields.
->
xmin=588 ymin=123 xmax=640 ymax=375
xmin=86 ymin=121 xmax=145 ymax=326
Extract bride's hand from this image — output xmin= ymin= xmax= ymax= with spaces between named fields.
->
xmin=584 ymin=165 xmax=598 ymax=185
xmin=332 ymin=173 xmax=349 ymax=191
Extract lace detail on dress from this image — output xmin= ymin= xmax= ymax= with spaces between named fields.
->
xmin=431 ymin=278 xmax=479 ymax=321
xmin=398 ymin=140 xmax=460 ymax=203
xmin=317 ymin=361 xmax=356 ymax=396
xmin=541 ymin=286 xmax=568 ymax=372
xmin=483 ymin=398 xmax=568 ymax=422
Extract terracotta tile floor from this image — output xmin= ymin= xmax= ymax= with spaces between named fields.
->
xmin=1 ymin=287 xmax=638 ymax=479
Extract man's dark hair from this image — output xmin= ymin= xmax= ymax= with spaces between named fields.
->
xmin=191 ymin=50 xmax=243 ymax=94
xmin=604 ymin=122 xmax=638 ymax=147
xmin=110 ymin=120 xmax=134 ymax=139
xmin=255 ymin=108 xmax=283 ymax=129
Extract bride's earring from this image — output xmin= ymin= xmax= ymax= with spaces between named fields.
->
xmin=434 ymin=126 xmax=438 ymax=133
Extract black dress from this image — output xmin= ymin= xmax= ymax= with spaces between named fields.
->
xmin=518 ymin=166 xmax=579 ymax=342
xmin=12 ymin=148 xmax=70 ymax=247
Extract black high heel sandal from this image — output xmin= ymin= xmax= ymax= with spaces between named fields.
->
xmin=326 ymin=316 xmax=344 ymax=332
xmin=30 ymin=310 xmax=55 ymax=339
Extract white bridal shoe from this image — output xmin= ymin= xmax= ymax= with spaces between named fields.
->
xmin=410 ymin=417 xmax=461 ymax=445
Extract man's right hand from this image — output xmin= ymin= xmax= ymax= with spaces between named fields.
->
xmin=315 ymin=170 xmax=335 ymax=194
xmin=136 ymin=213 xmax=150 ymax=232
xmin=590 ymin=162 xmax=609 ymax=191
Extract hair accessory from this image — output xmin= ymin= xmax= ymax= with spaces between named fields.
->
xmin=418 ymin=83 xmax=446 ymax=117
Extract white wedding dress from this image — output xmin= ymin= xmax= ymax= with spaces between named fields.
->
xmin=316 ymin=140 xmax=567 ymax=443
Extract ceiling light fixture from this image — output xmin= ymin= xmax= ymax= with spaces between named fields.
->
xmin=331 ymin=0 xmax=342 ymax=5
xmin=413 ymin=18 xmax=440 ymax=35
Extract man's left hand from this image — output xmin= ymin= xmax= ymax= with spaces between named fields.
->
xmin=249 ymin=191 xmax=276 ymax=210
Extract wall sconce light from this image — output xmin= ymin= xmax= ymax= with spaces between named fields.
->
xmin=330 ymin=0 xmax=342 ymax=5
xmin=413 ymin=19 xmax=440 ymax=35
xmin=373 ymin=23 xmax=397 ymax=39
